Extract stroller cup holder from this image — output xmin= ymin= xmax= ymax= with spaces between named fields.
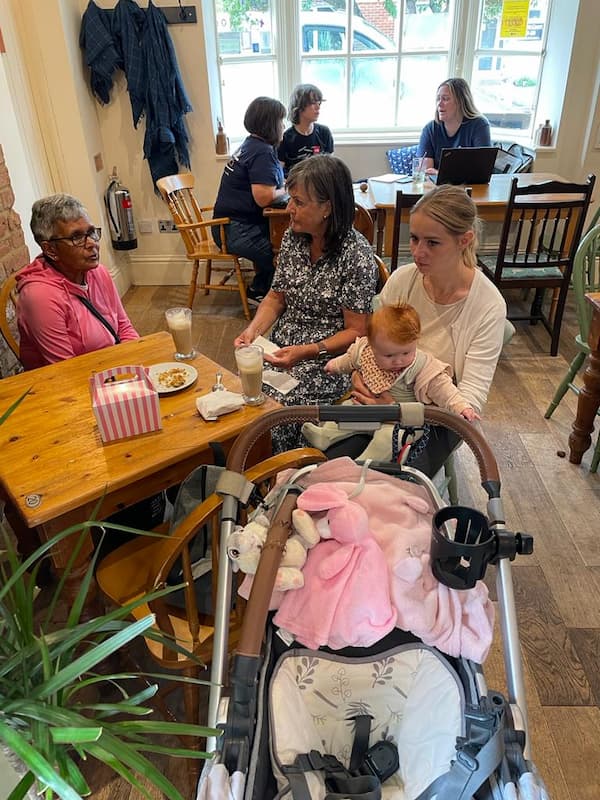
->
xmin=431 ymin=505 xmax=533 ymax=590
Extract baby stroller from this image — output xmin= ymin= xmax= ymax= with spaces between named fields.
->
xmin=197 ymin=404 xmax=549 ymax=800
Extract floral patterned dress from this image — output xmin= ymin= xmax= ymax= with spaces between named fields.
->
xmin=266 ymin=226 xmax=377 ymax=451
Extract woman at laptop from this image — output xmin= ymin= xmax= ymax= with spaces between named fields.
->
xmin=418 ymin=78 xmax=491 ymax=174
xmin=331 ymin=185 xmax=506 ymax=477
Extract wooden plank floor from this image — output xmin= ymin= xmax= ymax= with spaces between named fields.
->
xmin=87 ymin=283 xmax=598 ymax=799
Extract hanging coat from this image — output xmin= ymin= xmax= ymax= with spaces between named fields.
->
xmin=142 ymin=0 xmax=193 ymax=186
xmin=111 ymin=0 xmax=147 ymax=127
xmin=81 ymin=0 xmax=193 ymax=187
xmin=79 ymin=0 xmax=122 ymax=104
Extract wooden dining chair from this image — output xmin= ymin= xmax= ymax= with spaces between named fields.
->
xmin=544 ymin=223 xmax=600 ymax=472
xmin=95 ymin=448 xmax=325 ymax=731
xmin=353 ymin=203 xmax=375 ymax=245
xmin=156 ymin=173 xmax=254 ymax=320
xmin=390 ymin=190 xmax=420 ymax=272
xmin=478 ymin=175 xmax=596 ymax=356
xmin=0 ymin=271 xmax=20 ymax=359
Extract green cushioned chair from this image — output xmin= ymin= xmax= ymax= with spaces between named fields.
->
xmin=544 ymin=223 xmax=600 ymax=472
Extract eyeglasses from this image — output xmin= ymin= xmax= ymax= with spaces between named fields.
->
xmin=49 ymin=227 xmax=102 ymax=247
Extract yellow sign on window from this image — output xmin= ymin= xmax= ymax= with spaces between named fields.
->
xmin=500 ymin=0 xmax=530 ymax=38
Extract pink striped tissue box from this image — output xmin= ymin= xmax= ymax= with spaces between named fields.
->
xmin=90 ymin=365 xmax=162 ymax=443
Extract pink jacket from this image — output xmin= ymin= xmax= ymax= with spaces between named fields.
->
xmin=16 ymin=256 xmax=139 ymax=370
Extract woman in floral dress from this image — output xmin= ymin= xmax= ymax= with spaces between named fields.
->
xmin=234 ymin=154 xmax=377 ymax=451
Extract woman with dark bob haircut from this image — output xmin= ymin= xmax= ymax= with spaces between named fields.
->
xmin=278 ymin=83 xmax=334 ymax=176
xmin=213 ymin=96 xmax=288 ymax=301
xmin=234 ymin=154 xmax=377 ymax=451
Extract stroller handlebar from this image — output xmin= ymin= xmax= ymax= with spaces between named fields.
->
xmin=227 ymin=404 xmax=500 ymax=498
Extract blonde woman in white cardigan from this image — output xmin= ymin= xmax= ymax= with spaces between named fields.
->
xmin=327 ymin=184 xmax=506 ymax=476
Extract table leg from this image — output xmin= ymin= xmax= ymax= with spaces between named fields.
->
xmin=37 ymin=520 xmax=98 ymax=611
xmin=568 ymin=348 xmax=600 ymax=464
xmin=375 ymin=209 xmax=386 ymax=256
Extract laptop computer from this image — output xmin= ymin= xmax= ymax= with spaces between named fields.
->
xmin=433 ymin=146 xmax=498 ymax=186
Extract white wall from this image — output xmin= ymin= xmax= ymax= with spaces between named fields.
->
xmin=3 ymin=0 xmax=600 ymax=286
xmin=0 ymin=5 xmax=47 ymax=258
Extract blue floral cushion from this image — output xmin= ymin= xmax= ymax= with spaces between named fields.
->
xmin=386 ymin=144 xmax=419 ymax=175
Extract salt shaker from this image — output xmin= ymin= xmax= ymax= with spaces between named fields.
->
xmin=212 ymin=372 xmax=225 ymax=391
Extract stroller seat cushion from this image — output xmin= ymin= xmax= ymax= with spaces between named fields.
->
xmin=269 ymin=643 xmax=464 ymax=800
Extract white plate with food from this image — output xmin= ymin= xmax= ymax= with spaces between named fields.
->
xmin=148 ymin=362 xmax=198 ymax=394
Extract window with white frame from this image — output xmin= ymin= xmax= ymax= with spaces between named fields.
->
xmin=208 ymin=0 xmax=552 ymax=143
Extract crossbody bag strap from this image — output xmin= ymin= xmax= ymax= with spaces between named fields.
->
xmin=75 ymin=294 xmax=121 ymax=344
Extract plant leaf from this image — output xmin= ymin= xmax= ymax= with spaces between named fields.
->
xmin=85 ymin=733 xmax=186 ymax=800
xmin=7 ymin=772 xmax=35 ymax=800
xmin=32 ymin=615 xmax=156 ymax=699
xmin=109 ymin=720 xmax=221 ymax=738
xmin=50 ymin=727 xmax=103 ymax=743
xmin=0 ymin=720 xmax=81 ymax=800
xmin=0 ymin=387 xmax=31 ymax=426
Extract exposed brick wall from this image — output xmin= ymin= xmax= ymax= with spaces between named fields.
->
xmin=357 ymin=0 xmax=395 ymax=40
xmin=0 ymin=143 xmax=29 ymax=377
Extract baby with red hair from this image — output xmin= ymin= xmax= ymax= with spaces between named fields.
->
xmin=302 ymin=303 xmax=478 ymax=461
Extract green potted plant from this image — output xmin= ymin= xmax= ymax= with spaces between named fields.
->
xmin=0 ymin=392 xmax=219 ymax=800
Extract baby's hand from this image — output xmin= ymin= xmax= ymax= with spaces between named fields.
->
xmin=461 ymin=407 xmax=481 ymax=422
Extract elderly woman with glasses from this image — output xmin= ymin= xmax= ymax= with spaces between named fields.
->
xmin=278 ymin=83 xmax=334 ymax=176
xmin=16 ymin=193 xmax=138 ymax=370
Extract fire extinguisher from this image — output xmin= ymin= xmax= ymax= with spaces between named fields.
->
xmin=104 ymin=167 xmax=138 ymax=250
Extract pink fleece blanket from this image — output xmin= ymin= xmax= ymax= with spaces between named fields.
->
xmin=256 ymin=459 xmax=494 ymax=662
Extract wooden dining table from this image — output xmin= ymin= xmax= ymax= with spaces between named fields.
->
xmin=0 ymin=332 xmax=280 ymax=601
xmin=265 ymin=172 xmax=564 ymax=257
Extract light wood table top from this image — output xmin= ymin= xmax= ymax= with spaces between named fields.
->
xmin=0 ymin=332 xmax=279 ymax=556
xmin=265 ymin=173 xmax=565 ymax=256
xmin=357 ymin=171 xmax=564 ymax=210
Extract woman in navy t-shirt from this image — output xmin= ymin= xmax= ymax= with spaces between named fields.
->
xmin=418 ymin=78 xmax=491 ymax=175
xmin=213 ymin=97 xmax=287 ymax=301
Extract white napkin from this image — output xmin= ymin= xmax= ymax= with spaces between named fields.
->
xmin=250 ymin=335 xmax=299 ymax=395
xmin=196 ymin=390 xmax=244 ymax=421
xmin=262 ymin=369 xmax=299 ymax=396
xmin=252 ymin=334 xmax=279 ymax=356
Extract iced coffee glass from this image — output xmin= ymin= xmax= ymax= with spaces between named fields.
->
xmin=165 ymin=307 xmax=196 ymax=360
xmin=234 ymin=344 xmax=265 ymax=406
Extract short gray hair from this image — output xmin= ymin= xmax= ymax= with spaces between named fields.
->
xmin=30 ymin=194 xmax=89 ymax=244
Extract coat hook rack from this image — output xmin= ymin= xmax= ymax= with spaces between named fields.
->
xmin=161 ymin=3 xmax=197 ymax=24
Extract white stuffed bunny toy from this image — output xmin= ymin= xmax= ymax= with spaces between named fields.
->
xmin=227 ymin=509 xmax=320 ymax=591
